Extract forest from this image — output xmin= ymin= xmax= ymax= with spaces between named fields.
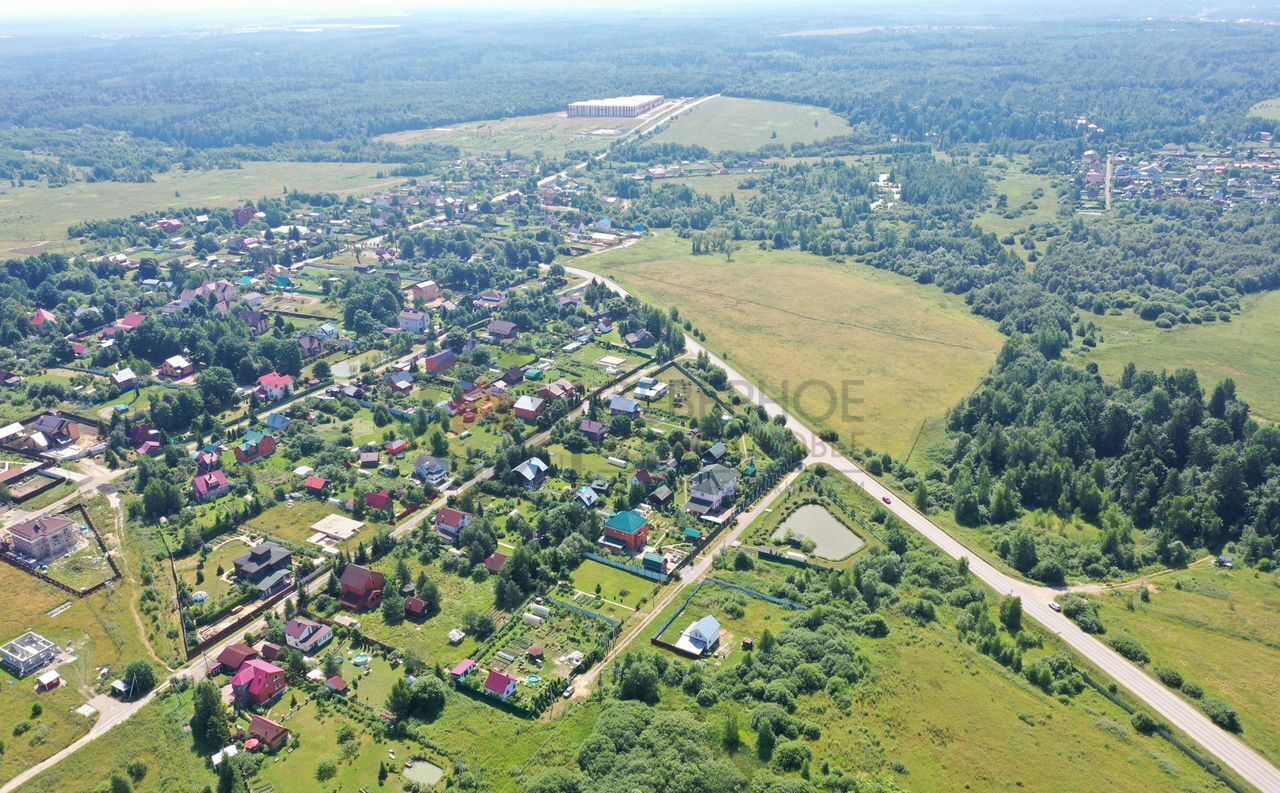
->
xmin=3 ymin=15 xmax=1280 ymax=185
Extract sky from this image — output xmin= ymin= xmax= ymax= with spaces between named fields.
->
xmin=0 ymin=0 xmax=776 ymax=21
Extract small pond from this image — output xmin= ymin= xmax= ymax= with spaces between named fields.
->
xmin=402 ymin=760 xmax=446 ymax=787
xmin=772 ymin=504 xmax=865 ymax=560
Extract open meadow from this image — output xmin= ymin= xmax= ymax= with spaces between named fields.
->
xmin=1091 ymin=566 xmax=1280 ymax=761
xmin=648 ymin=96 xmax=852 ymax=152
xmin=1077 ymin=292 xmax=1280 ymax=422
xmin=0 ymin=162 xmax=402 ymax=257
xmin=375 ymin=111 xmax=645 ymax=157
xmin=1247 ymin=98 xmax=1280 ymax=120
xmin=589 ymin=234 xmax=1004 ymax=458
xmin=975 ymin=156 xmax=1064 ymax=259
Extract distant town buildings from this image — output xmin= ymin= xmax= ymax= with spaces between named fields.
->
xmin=567 ymin=95 xmax=665 ymax=118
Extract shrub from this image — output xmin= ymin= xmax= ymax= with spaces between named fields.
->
xmin=1200 ymin=699 xmax=1242 ymax=733
xmin=857 ymin=614 xmax=889 ymax=638
xmin=1131 ymin=711 xmax=1160 ymax=735
xmin=1154 ymin=667 xmax=1183 ymax=689
xmin=773 ymin=740 xmax=812 ymax=772
xmin=316 ymin=759 xmax=338 ymax=782
xmin=1181 ymin=681 xmax=1204 ymax=699
xmin=1108 ymin=637 xmax=1149 ymax=664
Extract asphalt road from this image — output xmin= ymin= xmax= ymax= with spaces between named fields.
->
xmin=565 ymin=264 xmax=1280 ymax=793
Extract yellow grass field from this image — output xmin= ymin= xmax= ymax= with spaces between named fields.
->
xmin=588 ymin=235 xmax=1004 ymax=458
xmin=648 ymin=96 xmax=852 ymax=151
xmin=1077 ymin=292 xmax=1280 ymax=423
xmin=0 ymin=162 xmax=403 ymax=257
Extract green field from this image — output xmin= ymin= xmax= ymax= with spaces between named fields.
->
xmin=588 ymin=234 xmax=1004 ymax=457
xmin=375 ymin=111 xmax=644 ymax=157
xmin=1091 ymin=566 xmax=1280 ymax=760
xmin=0 ymin=162 xmax=402 ymax=257
xmin=1078 ymin=292 xmax=1280 ymax=422
xmin=569 ymin=559 xmax=660 ymax=613
xmin=648 ymin=96 xmax=851 ymax=152
xmin=1247 ymin=98 xmax=1280 ymax=120
xmin=665 ymin=173 xmax=763 ymax=200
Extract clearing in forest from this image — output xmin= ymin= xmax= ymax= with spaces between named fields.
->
xmin=647 ymin=96 xmax=851 ymax=152
xmin=1078 ymin=292 xmax=1280 ymax=422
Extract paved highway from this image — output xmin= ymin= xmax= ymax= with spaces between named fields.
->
xmin=565 ymin=264 xmax=1280 ymax=793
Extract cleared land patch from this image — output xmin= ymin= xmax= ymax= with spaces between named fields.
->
xmin=1247 ymin=98 xmax=1280 ymax=120
xmin=375 ymin=111 xmax=645 ymax=157
xmin=648 ymin=96 xmax=851 ymax=152
xmin=0 ymin=161 xmax=402 ymax=257
xmin=1077 ymin=292 xmax=1280 ymax=422
xmin=976 ymin=157 xmax=1063 ymax=256
xmin=1093 ymin=566 xmax=1280 ymax=760
xmin=589 ymin=234 xmax=1004 ymax=457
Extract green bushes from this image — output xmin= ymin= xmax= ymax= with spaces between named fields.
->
xmin=1107 ymin=637 xmax=1150 ymax=664
xmin=1200 ymin=699 xmax=1242 ymax=733
xmin=1061 ymin=595 xmax=1105 ymax=634
xmin=1154 ymin=667 xmax=1183 ymax=689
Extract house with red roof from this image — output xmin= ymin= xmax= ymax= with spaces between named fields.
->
xmin=451 ymin=659 xmax=476 ymax=680
xmin=339 ymin=564 xmax=386 ymax=612
xmin=304 ymin=476 xmax=329 ymax=496
xmin=31 ymin=309 xmax=57 ymax=332
xmin=216 ymin=643 xmax=258 ymax=675
xmin=365 ymin=490 xmax=393 ymax=512
xmin=386 ymin=439 xmax=410 ymax=458
xmin=484 ymin=552 xmax=508 ymax=574
xmin=435 ymin=507 xmax=474 ymax=544
xmin=484 ymin=669 xmax=518 ymax=701
xmin=195 ymin=450 xmax=222 ymax=474
xmin=136 ymin=440 xmax=163 ymax=457
xmin=326 ymin=676 xmax=349 ymax=696
xmin=249 ymin=715 xmax=290 ymax=751
xmin=405 ymin=596 xmax=429 ymax=619
xmin=193 ymin=470 xmax=231 ymax=503
xmin=232 ymin=659 xmax=287 ymax=706
xmin=257 ymin=373 xmax=294 ymax=402
xmin=117 ymin=313 xmax=147 ymax=332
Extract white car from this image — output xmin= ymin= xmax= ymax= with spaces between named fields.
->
xmin=562 ymin=685 xmax=575 ymax=699
xmin=1049 ymin=602 xmax=1062 ymax=613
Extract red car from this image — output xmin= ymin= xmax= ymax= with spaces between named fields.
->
xmin=881 ymin=496 xmax=892 ymax=505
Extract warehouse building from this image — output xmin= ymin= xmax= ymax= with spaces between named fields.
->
xmin=567 ymin=95 xmax=665 ymax=118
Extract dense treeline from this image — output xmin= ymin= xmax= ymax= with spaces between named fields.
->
xmin=938 ymin=341 xmax=1280 ymax=579
xmin=2 ymin=15 xmax=1279 ymax=172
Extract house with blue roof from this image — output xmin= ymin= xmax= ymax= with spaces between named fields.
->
xmin=265 ymin=413 xmax=292 ymax=432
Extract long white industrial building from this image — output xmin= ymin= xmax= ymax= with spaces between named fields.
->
xmin=567 ymin=95 xmax=665 ymax=118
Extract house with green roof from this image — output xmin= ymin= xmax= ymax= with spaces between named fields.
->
xmin=601 ymin=509 xmax=650 ymax=552
xmin=236 ymin=429 xmax=277 ymax=464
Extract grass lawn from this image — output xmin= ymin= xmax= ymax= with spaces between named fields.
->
xmin=375 ymin=111 xmax=645 ymax=157
xmin=1077 ymin=293 xmax=1280 ymax=422
xmin=245 ymin=499 xmax=352 ymax=547
xmin=811 ymin=619 xmax=1228 ymax=792
xmin=173 ymin=536 xmax=252 ymax=603
xmin=359 ymin=555 xmax=500 ymax=666
xmin=589 ymin=233 xmax=1004 ymax=457
xmin=1092 ymin=566 xmax=1280 ymax=761
xmin=1247 ymin=98 xmax=1280 ymax=120
xmin=0 ymin=162 xmax=403 ymax=258
xmin=569 ymin=559 xmax=660 ymax=612
xmin=0 ymin=557 xmax=160 ymax=785
xmin=13 ymin=689 xmax=215 ymax=793
xmin=649 ymin=96 xmax=851 ymax=152
xmin=649 ymin=581 xmax=794 ymax=670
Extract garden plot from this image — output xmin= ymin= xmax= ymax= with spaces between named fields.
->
xmin=474 ymin=600 xmax=615 ymax=681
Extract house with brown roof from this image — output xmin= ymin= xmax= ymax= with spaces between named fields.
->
xmin=284 ymin=618 xmax=333 ymax=654
xmin=216 ymin=643 xmax=258 ymax=674
xmin=435 ymin=507 xmax=473 ymax=544
xmin=6 ymin=515 xmax=79 ymax=561
xmin=339 ymin=564 xmax=385 ymax=612
xmin=487 ymin=319 xmax=518 ymax=342
xmin=249 ymin=715 xmax=290 ymax=752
